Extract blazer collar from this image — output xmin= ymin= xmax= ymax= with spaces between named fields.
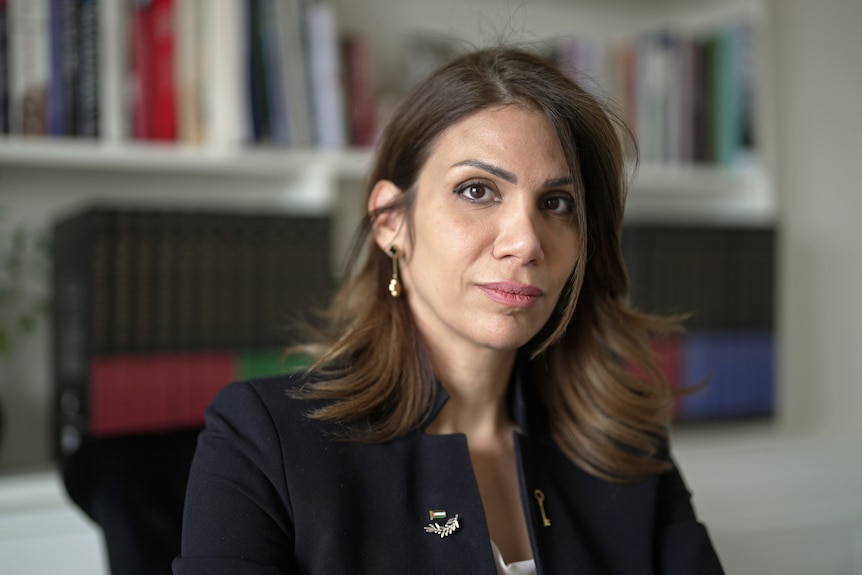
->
xmin=420 ymin=355 xmax=550 ymax=436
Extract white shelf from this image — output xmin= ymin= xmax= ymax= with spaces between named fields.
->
xmin=0 ymin=137 xmax=372 ymax=180
xmin=625 ymin=161 xmax=775 ymax=224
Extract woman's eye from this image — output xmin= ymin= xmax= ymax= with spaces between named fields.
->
xmin=542 ymin=195 xmax=575 ymax=215
xmin=456 ymin=182 xmax=494 ymax=202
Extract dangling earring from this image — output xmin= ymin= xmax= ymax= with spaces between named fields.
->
xmin=388 ymin=246 xmax=402 ymax=298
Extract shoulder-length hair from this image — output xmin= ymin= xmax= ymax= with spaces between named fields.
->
xmin=291 ymin=46 xmax=680 ymax=482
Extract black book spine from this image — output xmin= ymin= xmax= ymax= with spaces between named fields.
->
xmin=112 ymin=210 xmax=134 ymax=353
xmin=234 ymin=216 xmax=257 ymax=347
xmin=155 ymin=212 xmax=178 ymax=350
xmin=76 ymin=0 xmax=98 ymax=137
xmin=53 ymin=209 xmax=100 ymax=453
xmin=60 ymin=0 xmax=79 ymax=135
xmin=195 ymin=213 xmax=217 ymax=350
xmin=0 ymin=0 xmax=9 ymax=134
xmin=247 ymin=0 xmax=270 ymax=142
xmin=132 ymin=210 xmax=156 ymax=352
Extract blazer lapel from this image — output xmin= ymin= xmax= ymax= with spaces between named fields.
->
xmin=515 ymin=434 xmax=607 ymax=575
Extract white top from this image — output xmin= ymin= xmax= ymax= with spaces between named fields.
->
xmin=490 ymin=540 xmax=537 ymax=575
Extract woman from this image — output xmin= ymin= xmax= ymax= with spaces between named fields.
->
xmin=174 ymin=47 xmax=724 ymax=574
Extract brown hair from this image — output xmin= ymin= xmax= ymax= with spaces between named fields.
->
xmin=291 ymin=46 xmax=680 ymax=482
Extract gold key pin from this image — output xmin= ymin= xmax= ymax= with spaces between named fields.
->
xmin=533 ymin=489 xmax=552 ymax=527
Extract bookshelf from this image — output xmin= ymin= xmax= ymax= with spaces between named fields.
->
xmin=0 ymin=0 xmax=774 ymax=470
xmin=0 ymin=0 xmax=774 ymax=224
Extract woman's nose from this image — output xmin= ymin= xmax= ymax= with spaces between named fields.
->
xmin=491 ymin=201 xmax=544 ymax=264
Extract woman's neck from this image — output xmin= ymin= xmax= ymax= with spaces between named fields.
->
xmin=425 ymin=347 xmax=518 ymax=441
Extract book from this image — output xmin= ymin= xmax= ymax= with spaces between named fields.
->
xmin=711 ymin=26 xmax=739 ymax=166
xmin=48 ymin=0 xmax=65 ymax=134
xmin=731 ymin=20 xmax=757 ymax=165
xmin=274 ymin=0 xmax=313 ymax=147
xmin=46 ymin=0 xmax=87 ymax=136
xmin=175 ymin=0 xmax=204 ymax=144
xmin=9 ymin=0 xmax=51 ymax=135
xmin=246 ymin=0 xmax=273 ymax=143
xmin=99 ymin=0 xmax=126 ymax=141
xmin=678 ymin=330 xmax=774 ymax=420
xmin=89 ymin=352 xmax=235 ymax=435
xmin=0 ymin=0 xmax=9 ymax=133
xmin=341 ymin=33 xmax=377 ymax=147
xmin=149 ymin=0 xmax=176 ymax=140
xmin=53 ymin=206 xmax=333 ymax=437
xmin=634 ymin=33 xmax=669 ymax=163
xmin=259 ymin=0 xmax=290 ymax=144
xmin=200 ymin=0 xmax=246 ymax=148
xmin=676 ymin=37 xmax=696 ymax=163
xmin=129 ymin=0 xmax=153 ymax=139
xmin=77 ymin=0 xmax=98 ymax=137
xmin=305 ymin=2 xmax=345 ymax=148
xmin=128 ymin=0 xmax=176 ymax=141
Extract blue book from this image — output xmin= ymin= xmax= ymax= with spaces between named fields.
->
xmin=678 ymin=330 xmax=774 ymax=420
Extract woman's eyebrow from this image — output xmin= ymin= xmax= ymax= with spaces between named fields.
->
xmin=451 ymin=159 xmax=517 ymax=183
xmin=544 ymin=176 xmax=574 ymax=188
xmin=451 ymin=159 xmax=573 ymax=189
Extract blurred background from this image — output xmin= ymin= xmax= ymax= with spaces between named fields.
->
xmin=0 ymin=0 xmax=860 ymax=573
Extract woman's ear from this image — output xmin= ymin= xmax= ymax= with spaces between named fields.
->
xmin=368 ymin=179 xmax=406 ymax=251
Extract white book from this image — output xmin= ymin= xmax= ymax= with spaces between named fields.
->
xmin=9 ymin=0 xmax=51 ymax=135
xmin=636 ymin=35 xmax=668 ymax=164
xmin=99 ymin=0 xmax=127 ymax=142
xmin=305 ymin=2 xmax=345 ymax=149
xmin=175 ymin=0 xmax=203 ymax=144
xmin=201 ymin=0 xmax=247 ymax=149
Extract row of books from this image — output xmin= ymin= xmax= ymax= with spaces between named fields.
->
xmin=653 ymin=331 xmax=774 ymax=422
xmin=621 ymin=224 xmax=775 ymax=330
xmin=552 ymin=19 xmax=757 ymax=166
xmin=0 ymin=0 xmax=375 ymax=148
xmin=0 ymin=0 xmax=99 ymax=136
xmin=52 ymin=207 xmax=331 ymax=438
xmin=620 ymin=223 xmax=776 ymax=421
xmin=66 ymin=348 xmax=303 ymax=437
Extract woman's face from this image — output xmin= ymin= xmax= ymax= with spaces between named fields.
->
xmin=395 ymin=105 xmax=581 ymax=360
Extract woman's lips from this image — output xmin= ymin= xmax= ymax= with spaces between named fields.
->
xmin=477 ymin=282 xmax=544 ymax=308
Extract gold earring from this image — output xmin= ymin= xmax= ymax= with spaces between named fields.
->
xmin=388 ymin=246 xmax=402 ymax=298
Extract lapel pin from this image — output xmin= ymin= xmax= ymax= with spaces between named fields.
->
xmin=424 ymin=510 xmax=461 ymax=538
xmin=534 ymin=489 xmax=552 ymax=527
xmin=429 ymin=510 xmax=447 ymax=521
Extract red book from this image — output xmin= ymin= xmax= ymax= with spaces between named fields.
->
xmin=89 ymin=351 xmax=234 ymax=436
xmin=149 ymin=0 xmax=176 ymax=140
xmin=129 ymin=0 xmax=176 ymax=140
xmin=342 ymin=34 xmax=377 ymax=147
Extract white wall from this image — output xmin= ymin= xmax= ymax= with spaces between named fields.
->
xmin=674 ymin=1 xmax=862 ymax=572
xmin=770 ymin=0 xmax=862 ymax=436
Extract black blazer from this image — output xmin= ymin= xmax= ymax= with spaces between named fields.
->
xmin=173 ymin=369 xmax=724 ymax=574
